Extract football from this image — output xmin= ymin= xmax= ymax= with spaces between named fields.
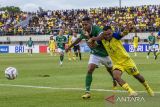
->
xmin=5 ymin=67 xmax=18 ymax=80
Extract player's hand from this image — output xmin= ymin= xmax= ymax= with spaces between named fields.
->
xmin=88 ymin=38 xmax=93 ymax=43
xmin=87 ymin=38 xmax=97 ymax=48
xmin=84 ymin=31 xmax=90 ymax=39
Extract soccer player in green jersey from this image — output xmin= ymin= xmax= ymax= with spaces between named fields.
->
xmin=26 ymin=37 xmax=34 ymax=55
xmin=147 ymin=32 xmax=157 ymax=59
xmin=65 ymin=17 xmax=117 ymax=99
xmin=56 ymin=30 xmax=67 ymax=65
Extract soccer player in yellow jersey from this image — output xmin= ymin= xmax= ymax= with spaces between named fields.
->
xmin=132 ymin=32 xmax=140 ymax=56
xmin=48 ymin=36 xmax=56 ymax=56
xmin=88 ymin=26 xmax=154 ymax=97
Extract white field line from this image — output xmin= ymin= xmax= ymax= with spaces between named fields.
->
xmin=0 ymin=84 xmax=160 ymax=94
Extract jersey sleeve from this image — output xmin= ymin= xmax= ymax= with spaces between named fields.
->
xmin=96 ymin=26 xmax=103 ymax=36
xmin=113 ymin=32 xmax=123 ymax=40
xmin=158 ymin=31 xmax=160 ymax=36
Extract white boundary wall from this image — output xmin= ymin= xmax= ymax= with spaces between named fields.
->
xmin=0 ymin=32 xmax=159 ymax=42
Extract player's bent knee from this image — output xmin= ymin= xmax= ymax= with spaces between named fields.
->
xmin=113 ymin=70 xmax=122 ymax=79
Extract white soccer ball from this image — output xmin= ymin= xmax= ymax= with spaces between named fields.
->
xmin=5 ymin=67 xmax=18 ymax=80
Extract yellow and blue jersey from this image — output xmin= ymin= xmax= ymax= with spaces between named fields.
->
xmin=101 ymin=32 xmax=130 ymax=65
xmin=101 ymin=32 xmax=139 ymax=75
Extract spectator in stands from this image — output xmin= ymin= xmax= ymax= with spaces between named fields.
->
xmin=0 ymin=5 xmax=160 ymax=36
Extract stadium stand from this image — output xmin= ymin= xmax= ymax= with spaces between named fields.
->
xmin=0 ymin=5 xmax=160 ymax=36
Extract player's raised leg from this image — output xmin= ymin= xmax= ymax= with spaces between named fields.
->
xmin=113 ymin=70 xmax=137 ymax=96
xmin=133 ymin=74 xmax=154 ymax=96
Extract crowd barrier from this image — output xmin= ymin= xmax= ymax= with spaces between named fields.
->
xmin=0 ymin=44 xmax=159 ymax=53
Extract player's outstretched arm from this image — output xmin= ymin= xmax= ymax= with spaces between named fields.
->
xmin=65 ymin=38 xmax=81 ymax=52
xmin=88 ymin=35 xmax=104 ymax=43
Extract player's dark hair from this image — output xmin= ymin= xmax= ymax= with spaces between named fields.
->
xmin=103 ymin=26 xmax=112 ymax=31
xmin=82 ymin=16 xmax=91 ymax=21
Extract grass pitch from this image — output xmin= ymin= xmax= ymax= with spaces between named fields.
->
xmin=0 ymin=53 xmax=160 ymax=107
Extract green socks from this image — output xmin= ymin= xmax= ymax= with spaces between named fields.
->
xmin=85 ymin=73 xmax=92 ymax=92
xmin=60 ymin=55 xmax=64 ymax=62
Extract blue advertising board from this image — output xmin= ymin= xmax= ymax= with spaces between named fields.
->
xmin=0 ymin=46 xmax=9 ymax=53
xmin=124 ymin=44 xmax=159 ymax=52
xmin=80 ymin=44 xmax=159 ymax=53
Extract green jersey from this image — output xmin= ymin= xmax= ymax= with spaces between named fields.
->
xmin=148 ymin=35 xmax=155 ymax=45
xmin=79 ymin=25 xmax=108 ymax=57
xmin=56 ymin=35 xmax=67 ymax=50
xmin=27 ymin=39 xmax=34 ymax=47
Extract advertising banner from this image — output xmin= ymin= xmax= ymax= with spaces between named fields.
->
xmin=0 ymin=46 xmax=9 ymax=53
xmin=124 ymin=44 xmax=159 ymax=52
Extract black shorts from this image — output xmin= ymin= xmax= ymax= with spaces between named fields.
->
xmin=73 ymin=45 xmax=80 ymax=52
